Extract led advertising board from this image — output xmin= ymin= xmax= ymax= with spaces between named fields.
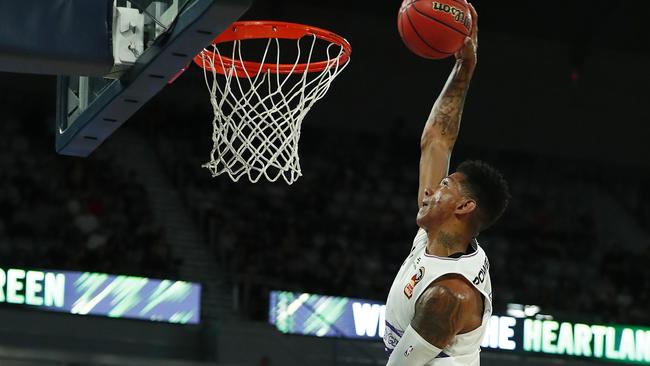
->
xmin=269 ymin=291 xmax=650 ymax=364
xmin=0 ymin=267 xmax=201 ymax=324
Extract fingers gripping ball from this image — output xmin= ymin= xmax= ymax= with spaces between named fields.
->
xmin=398 ymin=0 xmax=472 ymax=59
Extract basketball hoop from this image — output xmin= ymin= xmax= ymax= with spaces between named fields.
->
xmin=193 ymin=21 xmax=351 ymax=184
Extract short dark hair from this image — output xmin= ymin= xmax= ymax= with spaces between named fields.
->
xmin=456 ymin=160 xmax=510 ymax=232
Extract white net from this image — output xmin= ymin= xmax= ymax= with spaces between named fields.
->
xmin=198 ymin=34 xmax=349 ymax=184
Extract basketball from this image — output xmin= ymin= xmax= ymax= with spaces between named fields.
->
xmin=398 ymin=0 xmax=473 ymax=59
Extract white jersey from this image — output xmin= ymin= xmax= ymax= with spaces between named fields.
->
xmin=384 ymin=229 xmax=493 ymax=366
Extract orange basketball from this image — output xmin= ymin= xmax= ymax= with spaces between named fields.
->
xmin=398 ymin=0 xmax=473 ymax=59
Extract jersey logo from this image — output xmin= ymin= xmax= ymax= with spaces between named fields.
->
xmin=384 ymin=329 xmax=399 ymax=349
xmin=412 ymin=256 xmax=422 ymax=270
xmin=404 ymin=266 xmax=425 ymax=299
xmin=404 ymin=345 xmax=414 ymax=357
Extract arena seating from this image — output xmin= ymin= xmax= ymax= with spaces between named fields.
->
xmin=1 ymin=103 xmax=645 ymax=324
xmin=0 ymin=114 xmax=180 ymax=280
xmin=147 ymin=115 xmax=649 ymax=325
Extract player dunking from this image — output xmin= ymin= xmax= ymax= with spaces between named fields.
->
xmin=384 ymin=5 xmax=510 ymax=366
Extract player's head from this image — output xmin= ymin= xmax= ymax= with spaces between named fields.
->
xmin=455 ymin=160 xmax=510 ymax=233
xmin=417 ymin=160 xmax=510 ymax=236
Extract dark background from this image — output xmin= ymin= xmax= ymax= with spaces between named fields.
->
xmin=142 ymin=0 xmax=650 ymax=322
xmin=0 ymin=0 xmax=649 ymax=364
xmin=7 ymin=0 xmax=650 ymax=164
xmin=235 ymin=0 xmax=650 ymax=165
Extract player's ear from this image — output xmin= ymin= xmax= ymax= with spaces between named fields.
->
xmin=455 ymin=199 xmax=476 ymax=215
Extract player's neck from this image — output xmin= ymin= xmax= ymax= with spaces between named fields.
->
xmin=425 ymin=226 xmax=473 ymax=257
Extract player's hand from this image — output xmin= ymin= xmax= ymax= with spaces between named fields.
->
xmin=455 ymin=3 xmax=478 ymax=67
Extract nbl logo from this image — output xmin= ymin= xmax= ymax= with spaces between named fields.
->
xmin=432 ymin=2 xmax=471 ymax=30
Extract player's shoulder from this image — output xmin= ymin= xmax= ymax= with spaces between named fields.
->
xmin=410 ymin=228 xmax=428 ymax=249
xmin=411 ymin=275 xmax=474 ymax=347
xmin=421 ymin=274 xmax=477 ymax=304
xmin=414 ymin=227 xmax=427 ymax=238
xmin=414 ymin=228 xmax=429 ymax=243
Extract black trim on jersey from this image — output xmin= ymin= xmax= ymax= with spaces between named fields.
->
xmin=448 ymin=239 xmax=478 ymax=258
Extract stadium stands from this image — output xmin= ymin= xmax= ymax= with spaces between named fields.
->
xmin=0 ymin=113 xmax=180 ymax=279
xmin=147 ymin=114 xmax=650 ymax=325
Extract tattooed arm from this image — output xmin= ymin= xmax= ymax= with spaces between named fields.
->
xmin=418 ymin=4 xmax=478 ymax=207
xmin=383 ymin=276 xmax=483 ymax=365
xmin=411 ymin=276 xmax=481 ymax=349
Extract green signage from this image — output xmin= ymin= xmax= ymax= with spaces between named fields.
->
xmin=0 ymin=268 xmax=65 ymax=307
xmin=270 ymin=290 xmax=650 ymax=365
xmin=522 ymin=319 xmax=650 ymax=363
xmin=0 ymin=266 xmax=202 ymax=323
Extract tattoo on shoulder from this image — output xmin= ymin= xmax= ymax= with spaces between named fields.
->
xmin=411 ymin=284 xmax=462 ymax=348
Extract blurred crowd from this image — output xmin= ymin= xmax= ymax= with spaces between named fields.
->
xmin=1 ymin=102 xmax=647 ymax=326
xmin=148 ymin=110 xmax=650 ymax=326
xmin=0 ymin=113 xmax=179 ymax=279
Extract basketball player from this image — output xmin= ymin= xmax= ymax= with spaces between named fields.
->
xmin=384 ymin=5 xmax=510 ymax=365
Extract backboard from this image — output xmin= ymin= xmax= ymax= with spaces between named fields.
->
xmin=54 ymin=0 xmax=252 ymax=156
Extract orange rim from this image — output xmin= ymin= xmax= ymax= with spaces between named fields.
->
xmin=194 ymin=21 xmax=352 ymax=77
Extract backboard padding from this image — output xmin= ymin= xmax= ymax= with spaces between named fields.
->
xmin=56 ymin=0 xmax=252 ymax=156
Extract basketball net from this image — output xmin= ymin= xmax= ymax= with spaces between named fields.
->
xmin=197 ymin=34 xmax=349 ymax=185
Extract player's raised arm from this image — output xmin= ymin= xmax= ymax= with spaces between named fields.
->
xmin=418 ymin=4 xmax=478 ymax=208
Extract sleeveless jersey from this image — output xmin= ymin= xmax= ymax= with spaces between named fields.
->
xmin=384 ymin=229 xmax=493 ymax=366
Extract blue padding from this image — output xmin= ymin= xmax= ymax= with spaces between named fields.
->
xmin=56 ymin=0 xmax=253 ymax=157
xmin=0 ymin=0 xmax=113 ymax=76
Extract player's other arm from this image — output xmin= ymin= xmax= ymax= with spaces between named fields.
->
xmin=418 ymin=4 xmax=478 ymax=207
xmin=411 ymin=277 xmax=475 ymax=348
xmin=386 ymin=277 xmax=475 ymax=366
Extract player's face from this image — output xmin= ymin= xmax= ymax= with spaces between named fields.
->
xmin=416 ymin=172 xmax=467 ymax=229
